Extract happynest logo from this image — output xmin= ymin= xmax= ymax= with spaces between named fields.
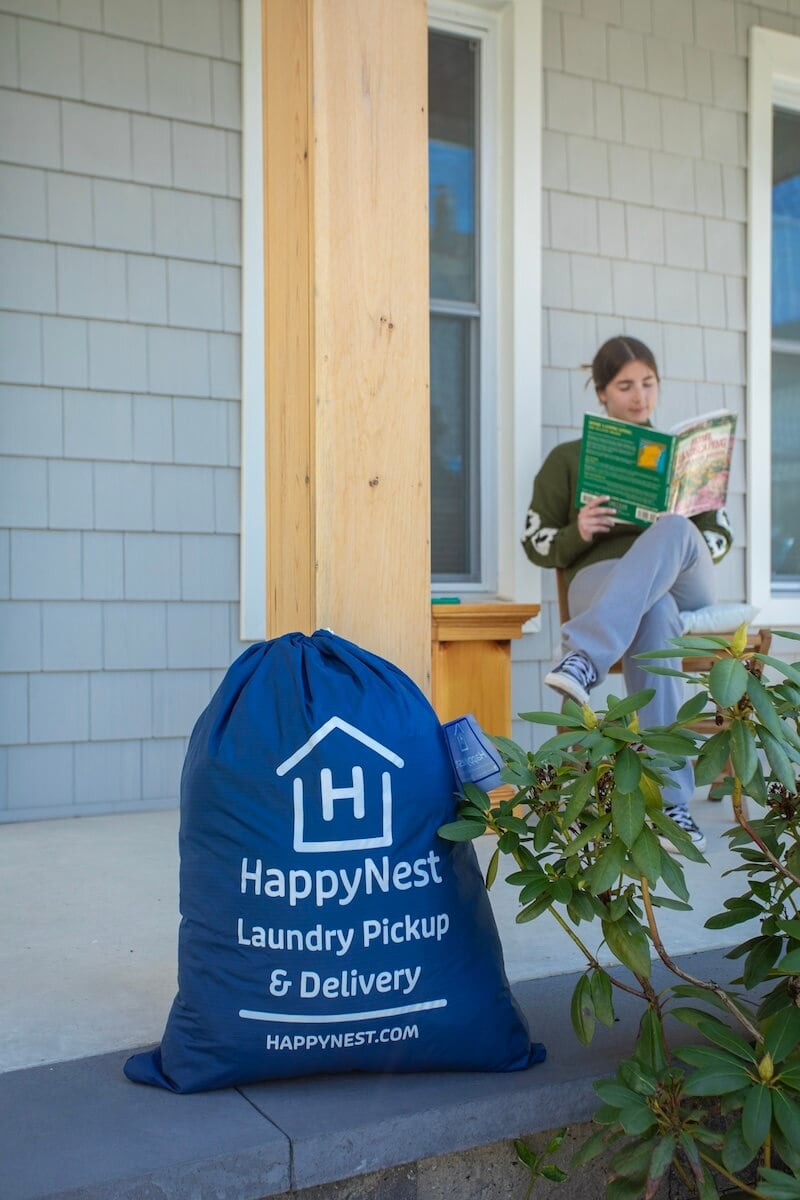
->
xmin=276 ymin=716 xmax=403 ymax=854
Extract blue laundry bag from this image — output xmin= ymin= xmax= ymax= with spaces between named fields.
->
xmin=124 ymin=630 xmax=543 ymax=1092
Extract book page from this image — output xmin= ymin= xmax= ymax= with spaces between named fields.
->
xmin=667 ymin=411 xmax=736 ymax=517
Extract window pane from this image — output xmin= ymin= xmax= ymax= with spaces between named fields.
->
xmin=771 ymin=353 xmax=800 ymax=585
xmin=773 ymin=109 xmax=800 ymax=340
xmin=771 ymin=107 xmax=800 ymax=589
xmin=428 ymin=32 xmax=478 ymax=303
xmin=430 ymin=315 xmax=479 ymax=579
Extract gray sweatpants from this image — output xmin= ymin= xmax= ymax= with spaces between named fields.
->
xmin=563 ymin=514 xmax=716 ymax=811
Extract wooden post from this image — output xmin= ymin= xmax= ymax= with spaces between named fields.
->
xmin=262 ymin=0 xmax=431 ymax=688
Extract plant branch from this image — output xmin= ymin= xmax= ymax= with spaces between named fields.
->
xmin=698 ymin=1150 xmax=766 ymax=1199
xmin=672 ymin=1155 xmax=695 ymax=1193
xmin=546 ymin=904 xmax=647 ymax=999
xmin=732 ymin=777 xmax=800 ymax=889
xmin=639 ymin=877 xmax=763 ymax=1043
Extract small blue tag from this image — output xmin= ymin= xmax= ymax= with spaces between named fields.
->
xmin=442 ymin=714 xmax=504 ymax=791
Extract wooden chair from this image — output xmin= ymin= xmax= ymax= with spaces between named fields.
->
xmin=554 ymin=568 xmax=772 ymax=807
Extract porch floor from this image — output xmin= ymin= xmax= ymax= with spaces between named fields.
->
xmin=0 ymin=793 xmax=755 ymax=1076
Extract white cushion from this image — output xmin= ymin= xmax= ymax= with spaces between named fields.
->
xmin=679 ymin=603 xmax=759 ymax=634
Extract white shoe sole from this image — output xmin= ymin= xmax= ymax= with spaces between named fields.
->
xmin=544 ymin=669 xmax=590 ymax=707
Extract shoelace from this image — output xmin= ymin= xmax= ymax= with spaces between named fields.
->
xmin=562 ymin=653 xmax=596 ymax=689
xmin=664 ymin=807 xmax=698 ymax=833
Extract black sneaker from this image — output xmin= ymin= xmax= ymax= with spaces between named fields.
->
xmin=544 ymin=652 xmax=597 ymax=706
xmin=659 ymin=806 xmax=707 ymax=854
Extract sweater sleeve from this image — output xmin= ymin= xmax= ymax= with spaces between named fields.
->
xmin=521 ymin=444 xmax=587 ymax=570
xmin=691 ymin=506 xmax=733 ymax=563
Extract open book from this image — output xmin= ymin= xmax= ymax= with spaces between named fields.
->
xmin=575 ymin=409 xmax=737 ymax=527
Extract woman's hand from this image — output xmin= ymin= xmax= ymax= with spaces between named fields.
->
xmin=578 ymin=495 xmax=616 ymax=543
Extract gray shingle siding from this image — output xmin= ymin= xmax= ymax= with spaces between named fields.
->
xmin=0 ymin=0 xmax=244 ymax=820
xmin=512 ymin=0 xmax=800 ymax=754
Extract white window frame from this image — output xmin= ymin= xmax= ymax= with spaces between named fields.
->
xmin=429 ymin=0 xmax=542 ymax=611
xmin=239 ymin=0 xmax=542 ymax=638
xmin=747 ymin=26 xmax=800 ymax=626
xmin=429 ymin=8 xmax=498 ymax=592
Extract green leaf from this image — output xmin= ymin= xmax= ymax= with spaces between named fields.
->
xmin=772 ymin=1089 xmax=800 ymax=1146
xmin=551 ymin=876 xmax=573 ymax=905
xmin=753 ymin=654 xmax=800 ymax=686
xmin=630 ymin=826 xmax=662 ymax=885
xmin=516 ymin=893 xmax=553 ymax=923
xmin=562 ymin=769 xmax=597 ymax=826
xmin=743 ymin=937 xmax=784 ymax=990
xmin=649 ymin=893 xmax=692 ymax=911
xmin=594 ymin=1079 xmax=641 ymax=1109
xmin=544 ymin=1128 xmax=568 ymax=1155
xmin=513 ymin=1138 xmax=539 ymax=1171
xmin=773 ymin=1126 xmax=800 ymax=1173
xmin=722 ymin=1118 xmax=756 ymax=1173
xmin=519 ymin=709 xmax=584 ymax=727
xmin=756 ymin=1166 xmax=800 ymax=1200
xmin=742 ymin=1083 xmax=772 ymax=1149
xmin=541 ymin=1163 xmax=568 ymax=1183
xmin=573 ymin=979 xmax=597 ymax=1046
xmin=614 ymin=748 xmax=643 ymax=795
xmin=642 ymin=664 xmax=694 ymax=678
xmin=589 ymin=838 xmax=630 ymax=896
xmin=607 ymin=1178 xmax=651 ymax=1200
xmin=765 ymin=1007 xmax=800 ymax=1063
xmin=604 ymin=689 xmax=656 ymax=721
xmin=709 ymin=657 xmax=749 ymax=706
xmin=759 ymin=726 xmax=798 ymax=793
xmin=618 ymin=1058 xmax=657 ymax=1095
xmin=676 ymin=689 xmax=711 ymax=723
xmin=639 ymin=732 xmax=695 ymax=756
xmin=682 ymin=1063 xmax=753 ymax=1095
xmin=775 ymin=948 xmax=800 ymax=974
xmin=612 ymin=788 xmax=645 ymax=848
xmin=747 ymin=673 xmax=789 ymax=737
xmin=706 ymin=907 xmax=762 ymax=930
xmin=462 ymin=782 xmax=491 ymax=811
xmin=437 ymin=819 xmax=485 ymax=841
xmin=658 ymin=846 xmax=690 ymax=901
xmin=695 ymin=1017 xmax=758 ymax=1062
xmin=696 ymin=1165 xmax=721 ymax=1200
xmin=563 ymin=812 xmax=611 ymax=857
xmin=618 ymin=1103 xmax=658 ymax=1136
xmin=694 ymin=729 xmax=732 ymax=786
xmin=609 ymin=1136 xmax=656 ymax=1178
xmin=571 ymin=1130 xmax=609 ymax=1168
xmin=636 ymin=1007 xmax=667 ymax=1072
xmin=645 ymin=1134 xmax=676 ymax=1196
xmin=602 ymin=916 xmax=651 ymax=978
xmin=590 ymin=968 xmax=615 ymax=1028
xmin=649 ymin=809 xmax=707 ymax=863
xmin=677 ymin=1044 xmax=754 ymax=1072
xmin=730 ymin=719 xmax=759 ymax=784
xmin=484 ymin=847 xmax=499 ymax=890
xmin=567 ymin=892 xmax=596 ymax=924
xmin=678 ymin=1131 xmax=703 ymax=1184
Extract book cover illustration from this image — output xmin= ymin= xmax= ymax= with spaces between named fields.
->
xmin=576 ymin=409 xmax=737 ymax=527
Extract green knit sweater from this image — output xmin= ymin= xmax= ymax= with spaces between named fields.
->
xmin=521 ymin=437 xmax=733 ymax=585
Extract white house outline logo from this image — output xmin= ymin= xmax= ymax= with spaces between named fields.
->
xmin=276 ymin=716 xmax=403 ymax=854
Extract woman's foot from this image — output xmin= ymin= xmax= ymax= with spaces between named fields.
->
xmin=545 ymin=652 xmax=597 ymax=706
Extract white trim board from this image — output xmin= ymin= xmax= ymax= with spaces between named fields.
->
xmin=240 ymin=0 xmax=266 ymax=641
xmin=747 ymin=26 xmax=800 ymax=627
